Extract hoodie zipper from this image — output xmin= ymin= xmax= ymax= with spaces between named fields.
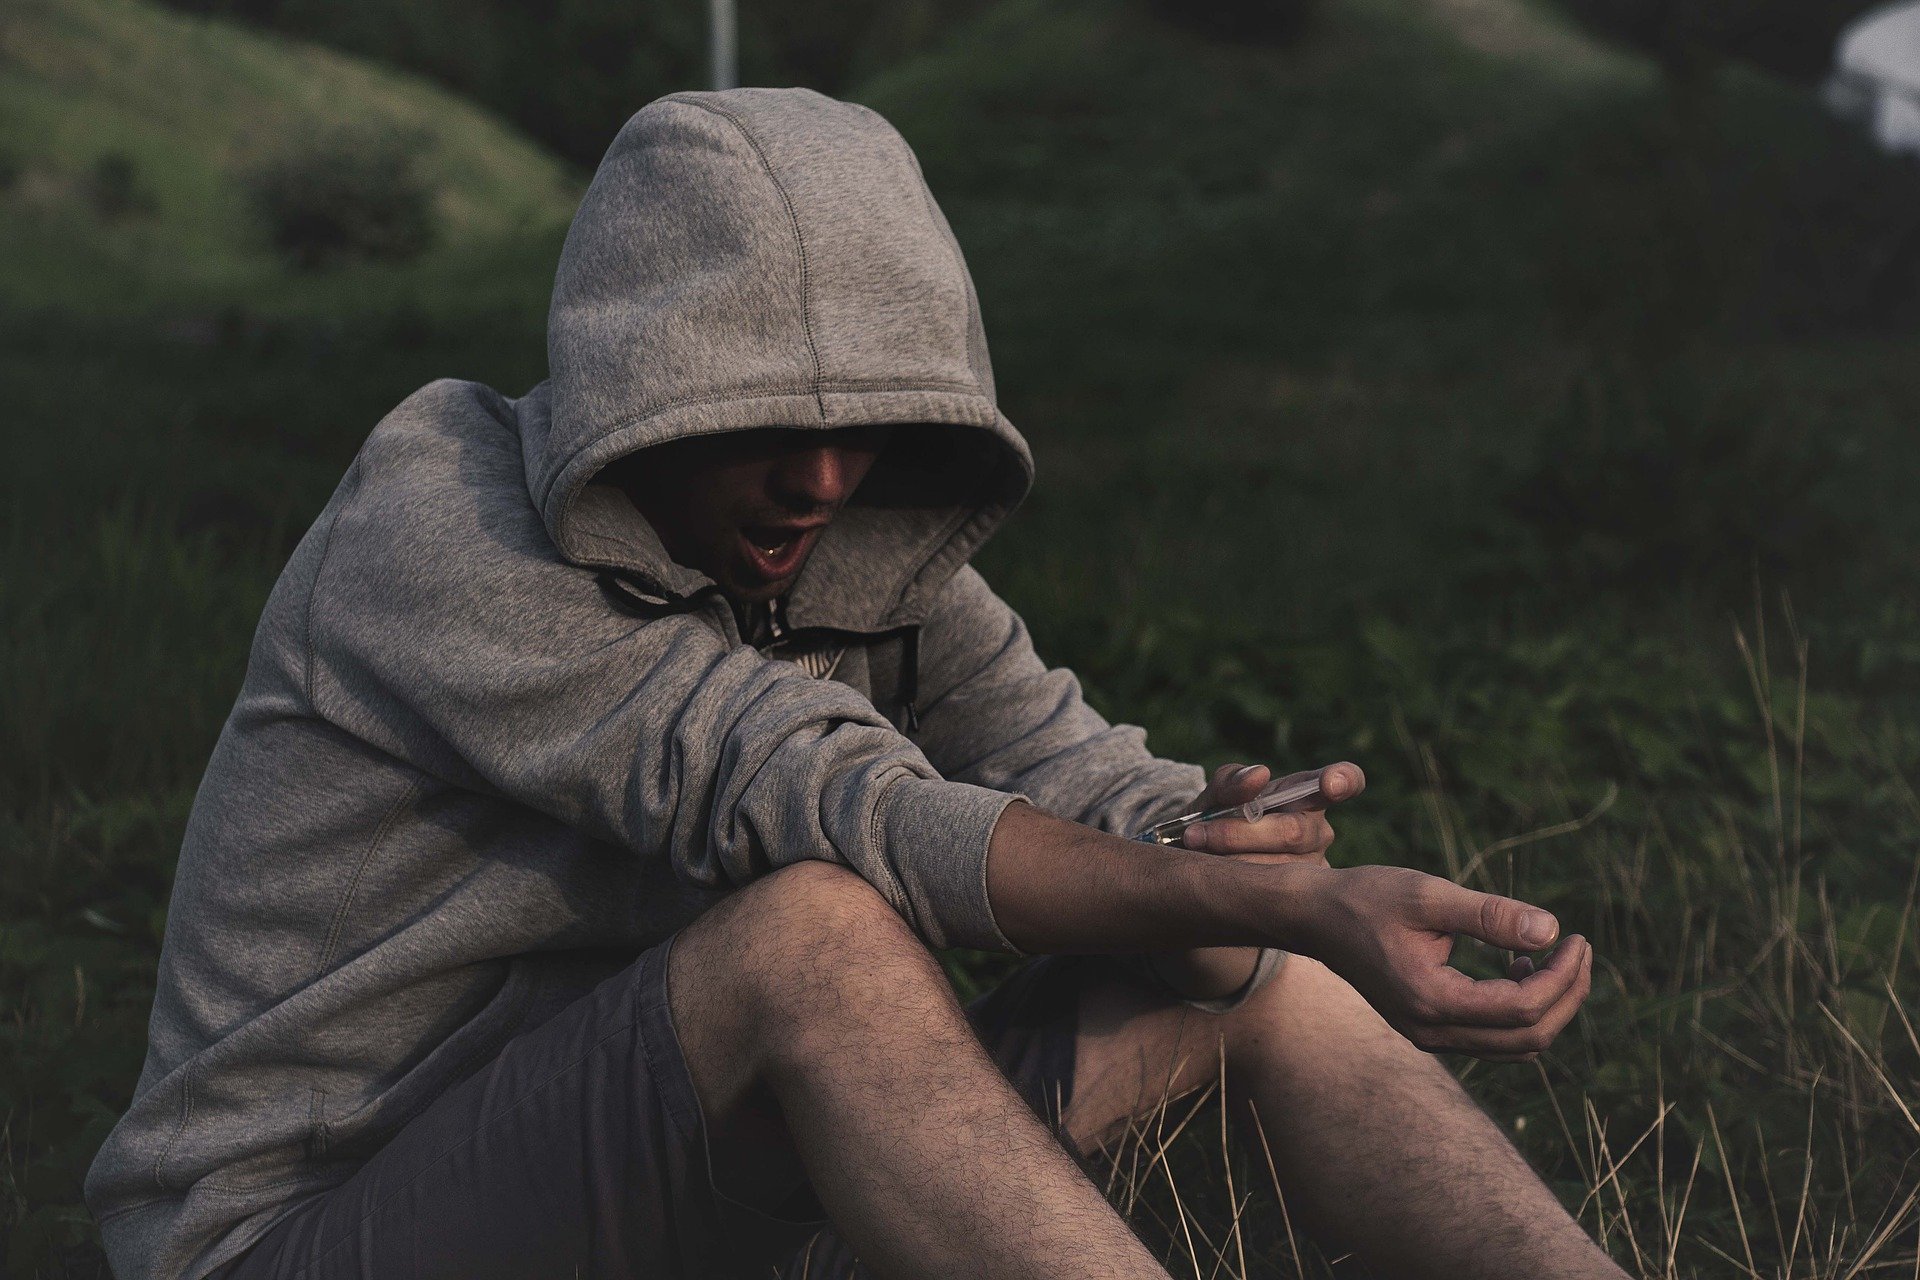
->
xmin=764 ymin=618 xmax=921 ymax=735
xmin=596 ymin=571 xmax=922 ymax=734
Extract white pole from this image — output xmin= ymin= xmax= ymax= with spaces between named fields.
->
xmin=710 ymin=0 xmax=737 ymax=90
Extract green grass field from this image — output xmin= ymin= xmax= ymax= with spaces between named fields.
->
xmin=4 ymin=0 xmax=1919 ymax=1274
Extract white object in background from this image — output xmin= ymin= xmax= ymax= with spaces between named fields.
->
xmin=710 ymin=0 xmax=738 ymax=91
xmin=1826 ymin=0 xmax=1920 ymax=157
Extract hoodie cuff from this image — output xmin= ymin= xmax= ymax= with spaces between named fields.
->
xmin=1116 ymin=761 xmax=1209 ymax=836
xmin=873 ymin=776 xmax=1025 ymax=954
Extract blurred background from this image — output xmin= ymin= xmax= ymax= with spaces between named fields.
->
xmin=4 ymin=0 xmax=1919 ymax=1273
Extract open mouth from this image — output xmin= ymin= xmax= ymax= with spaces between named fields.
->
xmin=738 ymin=522 xmax=824 ymax=582
xmin=744 ymin=526 xmax=803 ymax=556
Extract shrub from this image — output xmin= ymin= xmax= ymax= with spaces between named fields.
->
xmin=240 ymin=126 xmax=438 ymax=271
xmin=84 ymin=151 xmax=157 ymax=220
xmin=1491 ymin=360 xmax=1866 ymax=604
xmin=1142 ymin=0 xmax=1316 ymax=46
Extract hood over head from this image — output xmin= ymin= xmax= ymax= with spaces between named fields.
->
xmin=524 ymin=87 xmax=1034 ymax=633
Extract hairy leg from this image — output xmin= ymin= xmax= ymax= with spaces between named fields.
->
xmin=1067 ymin=955 xmax=1627 ymax=1280
xmin=668 ymin=861 xmax=1169 ymax=1280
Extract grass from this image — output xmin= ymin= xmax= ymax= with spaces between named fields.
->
xmin=0 ymin=0 xmax=578 ymax=311
xmin=3 ymin=0 xmax=1919 ymax=1273
xmin=896 ymin=0 xmax=1920 ymax=1271
xmin=1050 ymin=608 xmax=1920 ymax=1278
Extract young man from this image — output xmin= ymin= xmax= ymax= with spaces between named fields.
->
xmin=87 ymin=88 xmax=1620 ymax=1279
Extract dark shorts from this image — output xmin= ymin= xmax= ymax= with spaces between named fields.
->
xmin=208 ymin=937 xmax=1089 ymax=1280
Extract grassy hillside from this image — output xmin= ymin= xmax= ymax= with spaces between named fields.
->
xmin=4 ymin=0 xmax=1919 ymax=1274
xmin=141 ymin=0 xmax=997 ymax=165
xmin=0 ymin=0 xmax=578 ymax=311
xmin=869 ymin=0 xmax=1920 ymax=638
xmin=872 ymin=0 xmax=1920 ymax=1272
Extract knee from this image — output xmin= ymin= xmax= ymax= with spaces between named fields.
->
xmin=1206 ymin=952 xmax=1313 ymax=1075
xmin=1213 ymin=954 xmax=1397 ymax=1075
xmin=665 ymin=862 xmax=945 ymax=1142
xmin=680 ymin=861 xmax=939 ymax=1021
xmin=737 ymin=860 xmax=921 ymax=963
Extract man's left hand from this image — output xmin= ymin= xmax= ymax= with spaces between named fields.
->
xmin=1178 ymin=760 xmax=1365 ymax=861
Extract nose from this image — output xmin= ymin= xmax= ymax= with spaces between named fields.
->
xmin=769 ymin=444 xmax=854 ymax=512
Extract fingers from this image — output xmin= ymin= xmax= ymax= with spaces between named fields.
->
xmin=1184 ymin=808 xmax=1333 ymax=856
xmin=1187 ymin=759 xmax=1366 ymax=856
xmin=1414 ymin=934 xmax=1589 ymax=1029
xmin=1404 ymin=941 xmax=1594 ymax=1060
xmin=1204 ymin=762 xmax=1270 ymax=807
xmin=1321 ymin=865 xmax=1590 ymax=1061
xmin=1312 ymin=761 xmax=1366 ymax=807
xmin=1207 ymin=761 xmax=1367 ymax=811
xmin=1421 ymin=878 xmax=1560 ymax=953
xmin=1256 ymin=761 xmax=1367 ymax=812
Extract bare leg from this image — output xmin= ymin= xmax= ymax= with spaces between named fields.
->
xmin=1067 ymin=954 xmax=1626 ymax=1280
xmin=669 ymin=861 xmax=1169 ymax=1280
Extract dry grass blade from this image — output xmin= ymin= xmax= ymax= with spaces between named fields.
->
xmin=1662 ymin=1139 xmax=1703 ymax=1280
xmin=1732 ymin=618 xmax=1786 ymax=860
xmin=1699 ymin=1238 xmax=1765 ymax=1277
xmin=1247 ymin=1106 xmax=1305 ymax=1279
xmin=1457 ymin=781 xmax=1618 ymax=886
xmin=1787 ymin=1074 xmax=1822 ymax=1279
xmin=1705 ymin=1100 xmax=1761 ymax=1280
xmin=1213 ymin=1043 xmax=1247 ymax=1280
xmin=1156 ymin=1143 xmax=1206 ymax=1280
xmin=1818 ymin=1002 xmax=1920 ymax=1140
xmin=1139 ymin=1081 xmax=1219 ymax=1195
xmin=1535 ymin=1059 xmax=1593 ymax=1188
xmin=1838 ymin=1181 xmax=1920 ymax=1280
xmin=1886 ymin=979 xmax=1920 ymax=1064
xmin=1584 ymin=1095 xmax=1648 ymax=1275
xmin=1576 ymin=1099 xmax=1676 ymax=1220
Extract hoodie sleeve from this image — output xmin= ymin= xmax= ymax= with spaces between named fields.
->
xmin=911 ymin=567 xmax=1288 ymax=1013
xmin=911 ymin=567 xmax=1205 ymax=836
xmin=301 ymin=395 xmax=1020 ymax=952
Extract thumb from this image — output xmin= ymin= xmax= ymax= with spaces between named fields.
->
xmin=1427 ymin=880 xmax=1560 ymax=951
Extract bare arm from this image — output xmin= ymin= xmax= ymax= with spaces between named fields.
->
xmin=986 ymin=801 xmax=1593 ymax=1060
xmin=1142 ymin=760 xmax=1365 ymax=1000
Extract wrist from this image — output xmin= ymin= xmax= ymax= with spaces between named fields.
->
xmin=1184 ymin=857 xmax=1339 ymax=951
xmin=1147 ymin=853 xmax=1347 ymax=962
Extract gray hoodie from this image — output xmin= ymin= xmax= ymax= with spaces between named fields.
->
xmin=84 ymin=88 xmax=1208 ymax=1280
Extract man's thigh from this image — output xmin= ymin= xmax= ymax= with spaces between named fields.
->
xmin=211 ymin=936 xmax=824 ymax=1280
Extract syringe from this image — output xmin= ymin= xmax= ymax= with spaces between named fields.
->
xmin=1132 ymin=773 xmax=1323 ymax=846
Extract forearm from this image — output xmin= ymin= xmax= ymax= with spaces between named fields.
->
xmin=985 ymin=800 xmax=1319 ymax=955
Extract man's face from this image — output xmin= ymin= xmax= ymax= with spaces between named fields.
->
xmin=616 ymin=425 xmax=893 ymax=603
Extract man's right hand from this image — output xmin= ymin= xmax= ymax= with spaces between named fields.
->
xmin=986 ymin=802 xmax=1592 ymax=1061
xmin=1279 ymin=863 xmax=1592 ymax=1061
